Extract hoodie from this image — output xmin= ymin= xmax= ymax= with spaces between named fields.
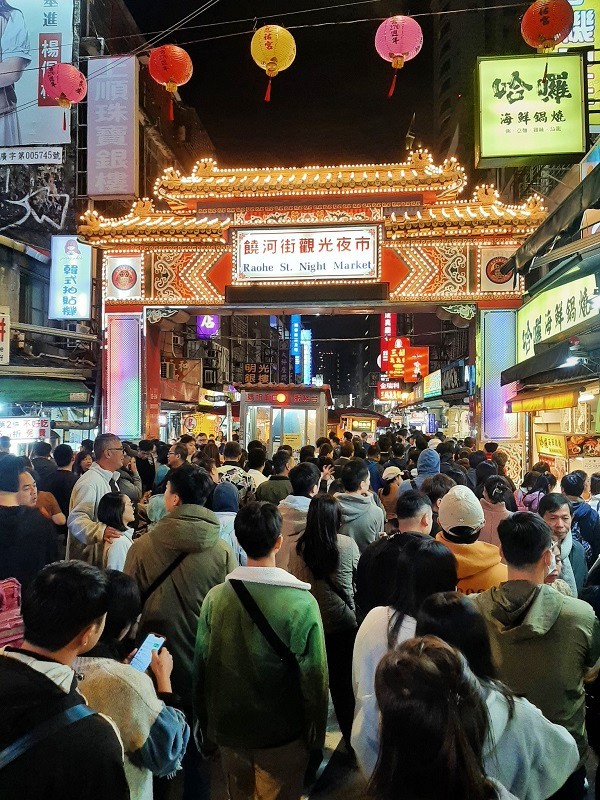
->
xmin=436 ymin=533 xmax=507 ymax=594
xmin=124 ymin=504 xmax=236 ymax=709
xmin=276 ymin=494 xmax=312 ymax=569
xmin=473 ymin=581 xmax=600 ymax=760
xmin=0 ymin=649 xmax=129 ymax=800
xmin=337 ymin=493 xmax=386 ymax=553
xmin=479 ymin=498 xmax=512 ymax=549
xmin=398 ymin=449 xmax=440 ymax=494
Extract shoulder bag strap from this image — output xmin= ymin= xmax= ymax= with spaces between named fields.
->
xmin=141 ymin=553 xmax=187 ymax=605
xmin=229 ymin=579 xmax=298 ymax=672
xmin=410 ymin=479 xmax=418 ymax=490
xmin=0 ymin=704 xmax=96 ymax=771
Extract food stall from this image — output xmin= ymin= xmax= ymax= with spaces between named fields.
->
xmin=534 ymin=432 xmax=600 ymax=481
xmin=238 ymin=384 xmax=332 ymax=455
xmin=328 ymin=408 xmax=391 ymax=442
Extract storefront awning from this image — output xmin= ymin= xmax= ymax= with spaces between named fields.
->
xmin=500 ymin=341 xmax=572 ymax=386
xmin=506 ymin=387 xmax=580 ymax=413
xmin=0 ymin=378 xmax=91 ymax=405
xmin=501 ymin=162 xmax=600 ymax=276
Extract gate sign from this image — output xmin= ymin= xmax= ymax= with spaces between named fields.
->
xmin=235 ymin=225 xmax=378 ymax=283
xmin=476 ymin=53 xmax=586 ymax=167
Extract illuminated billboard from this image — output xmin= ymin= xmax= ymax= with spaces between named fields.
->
xmin=476 ymin=53 xmax=587 ymax=167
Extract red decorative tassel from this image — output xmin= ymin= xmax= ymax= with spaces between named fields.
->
xmin=168 ymin=95 xmax=174 ymax=121
xmin=388 ymin=70 xmax=398 ymax=99
xmin=62 ymin=110 xmax=66 ymax=131
xmin=264 ymin=78 xmax=272 ymax=103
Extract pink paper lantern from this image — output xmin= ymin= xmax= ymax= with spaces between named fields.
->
xmin=375 ymin=15 xmax=423 ymax=97
xmin=42 ymin=64 xmax=87 ymax=130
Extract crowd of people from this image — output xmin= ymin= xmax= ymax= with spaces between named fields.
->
xmin=1 ymin=426 xmax=600 ymax=800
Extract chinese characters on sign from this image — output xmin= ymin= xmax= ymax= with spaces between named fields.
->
xmin=0 ymin=418 xmax=49 ymax=442
xmin=48 ymin=235 xmax=92 ymax=320
xmin=235 ymin=225 xmax=378 ymax=283
xmin=377 ymin=380 xmax=404 ymax=402
xmin=386 ymin=339 xmax=430 ymax=383
xmin=423 ymin=370 xmax=442 ymax=399
xmin=0 ymin=307 xmax=10 ymax=366
xmin=516 ymin=273 xmax=598 ymax=362
xmin=244 ymin=363 xmax=272 ymax=385
xmin=476 ymin=54 xmax=586 ymax=167
xmin=87 ymin=57 xmax=139 ymax=198
xmin=0 ymin=148 xmax=62 ymax=165
xmin=290 ymin=315 xmax=302 ymax=358
xmin=0 ymin=0 xmax=74 ymax=155
xmin=535 ymin=433 xmax=568 ymax=458
xmin=561 ymin=0 xmax=600 ymax=128
xmin=380 ymin=313 xmax=397 ymax=370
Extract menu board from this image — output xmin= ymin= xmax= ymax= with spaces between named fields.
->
xmin=566 ymin=435 xmax=600 ymax=458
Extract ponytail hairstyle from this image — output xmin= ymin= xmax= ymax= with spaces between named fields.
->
xmin=484 ymin=475 xmax=508 ymax=505
xmin=370 ymin=636 xmax=497 ymax=800
xmin=296 ymin=493 xmax=341 ymax=578
xmin=381 ymin=475 xmax=399 ymax=497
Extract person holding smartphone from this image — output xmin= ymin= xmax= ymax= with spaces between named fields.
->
xmin=75 ymin=571 xmax=189 ymax=800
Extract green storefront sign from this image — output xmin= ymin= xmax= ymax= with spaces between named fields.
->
xmin=476 ymin=53 xmax=587 ymax=167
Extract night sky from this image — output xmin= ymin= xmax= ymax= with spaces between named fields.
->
xmin=124 ymin=0 xmax=434 ymax=167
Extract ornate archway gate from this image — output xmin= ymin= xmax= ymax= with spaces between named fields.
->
xmin=79 ymin=150 xmax=545 ymax=440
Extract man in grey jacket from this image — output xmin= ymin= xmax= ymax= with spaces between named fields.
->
xmin=67 ymin=434 xmax=124 ymax=566
xmin=337 ymin=459 xmax=385 ymax=553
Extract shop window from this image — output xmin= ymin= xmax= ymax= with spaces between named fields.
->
xmin=19 ymin=270 xmax=49 ymax=327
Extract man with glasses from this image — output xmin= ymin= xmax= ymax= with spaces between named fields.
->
xmin=473 ymin=512 xmax=600 ymax=800
xmin=67 ymin=434 xmax=125 ymax=566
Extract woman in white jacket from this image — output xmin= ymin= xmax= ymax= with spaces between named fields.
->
xmin=415 ymin=592 xmax=579 ymax=800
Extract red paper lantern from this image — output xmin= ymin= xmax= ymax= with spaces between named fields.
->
xmin=521 ymin=0 xmax=574 ymax=50
xmin=42 ymin=63 xmax=87 ymax=130
xmin=148 ymin=45 xmax=193 ymax=119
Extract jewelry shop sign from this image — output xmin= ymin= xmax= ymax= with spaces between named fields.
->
xmin=234 ymin=225 xmax=378 ymax=283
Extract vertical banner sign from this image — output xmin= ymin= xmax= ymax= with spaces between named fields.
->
xmin=196 ymin=315 xmax=220 ymax=339
xmin=0 ymin=306 xmax=10 ymax=366
xmin=562 ymin=1 xmax=600 ymax=128
xmin=290 ymin=315 xmax=302 ymax=357
xmin=380 ymin=312 xmax=397 ymax=372
xmin=87 ymin=56 xmax=139 ymax=198
xmin=301 ymin=329 xmax=312 ymax=385
xmin=0 ymin=0 xmax=74 ymax=156
xmin=278 ymin=343 xmax=291 ymax=384
xmin=49 ymin=236 xmax=92 ymax=320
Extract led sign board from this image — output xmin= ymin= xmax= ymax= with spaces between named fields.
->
xmin=476 ymin=53 xmax=587 ymax=167
xmin=235 ymin=225 xmax=378 ymax=283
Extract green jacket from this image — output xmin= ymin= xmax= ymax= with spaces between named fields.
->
xmin=473 ymin=580 xmax=600 ymax=760
xmin=255 ymin=476 xmax=293 ymax=505
xmin=124 ymin=504 xmax=236 ymax=710
xmin=194 ymin=566 xmax=329 ymax=750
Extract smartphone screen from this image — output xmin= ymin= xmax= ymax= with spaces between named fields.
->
xmin=130 ymin=634 xmax=165 ymax=672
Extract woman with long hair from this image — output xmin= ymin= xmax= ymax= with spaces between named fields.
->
xmin=415 ymin=592 xmax=579 ymax=800
xmin=97 ymin=492 xmax=135 ymax=571
xmin=0 ymin=0 xmax=30 ymax=147
xmin=369 ymin=636 xmax=517 ymax=800
xmin=351 ymin=535 xmax=457 ymax=774
xmin=288 ymin=493 xmax=359 ymax=748
xmin=203 ymin=441 xmax=221 ymax=467
xmin=479 ymin=476 xmax=512 ymax=548
xmin=523 ymin=473 xmax=551 ymax=514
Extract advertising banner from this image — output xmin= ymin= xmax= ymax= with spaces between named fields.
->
xmin=536 ymin=433 xmax=568 ymax=458
xmin=476 ymin=53 xmax=587 ymax=167
xmin=561 ymin=0 xmax=600 ymax=128
xmin=105 ymin=254 xmax=143 ymax=300
xmin=517 ymin=273 xmax=598 ymax=362
xmin=423 ymin=370 xmax=442 ymax=399
xmin=0 ymin=0 xmax=74 ymax=154
xmin=377 ymin=380 xmax=404 ymax=402
xmin=290 ymin=315 xmax=302 ymax=357
xmin=87 ymin=56 xmax=139 ymax=198
xmin=0 ymin=417 xmax=49 ymax=441
xmin=386 ymin=339 xmax=429 ymax=383
xmin=48 ymin=236 xmax=92 ymax=320
xmin=235 ymin=225 xmax=378 ymax=283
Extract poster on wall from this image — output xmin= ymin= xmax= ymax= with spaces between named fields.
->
xmin=0 ymin=0 xmax=75 ymax=154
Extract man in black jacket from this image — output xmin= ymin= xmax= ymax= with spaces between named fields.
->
xmin=0 ymin=455 xmax=57 ymax=590
xmin=0 ymin=561 xmax=129 ymax=800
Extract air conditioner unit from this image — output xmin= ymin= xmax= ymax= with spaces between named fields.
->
xmin=160 ymin=361 xmax=175 ymax=380
xmin=172 ymin=334 xmax=184 ymax=348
